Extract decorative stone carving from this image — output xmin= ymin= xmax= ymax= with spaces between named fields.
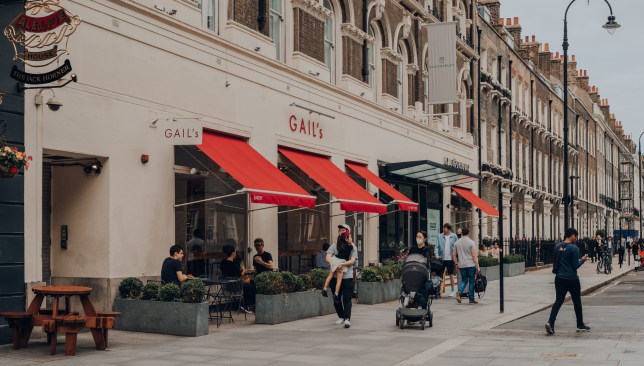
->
xmin=340 ymin=23 xmax=374 ymax=43
xmin=401 ymin=14 xmax=412 ymax=39
xmin=380 ymin=47 xmax=403 ymax=63
xmin=292 ymin=0 xmax=332 ymax=22
xmin=406 ymin=63 xmax=419 ymax=74
xmin=373 ymin=0 xmax=386 ymax=21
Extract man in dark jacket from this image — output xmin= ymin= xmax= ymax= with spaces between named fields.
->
xmin=545 ymin=228 xmax=589 ymax=335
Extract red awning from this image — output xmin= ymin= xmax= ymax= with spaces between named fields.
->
xmin=278 ymin=148 xmax=387 ymax=214
xmin=451 ymin=187 xmax=499 ymax=217
xmin=198 ymin=132 xmax=316 ymax=208
xmin=345 ymin=162 xmax=418 ymax=212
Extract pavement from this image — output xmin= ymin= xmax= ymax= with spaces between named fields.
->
xmin=1 ymin=256 xmax=643 ymax=366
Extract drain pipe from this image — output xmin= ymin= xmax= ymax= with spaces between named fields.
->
xmin=361 ymin=0 xmax=369 ymax=82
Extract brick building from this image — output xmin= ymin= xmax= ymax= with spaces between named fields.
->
xmin=477 ymin=0 xmax=638 ymax=243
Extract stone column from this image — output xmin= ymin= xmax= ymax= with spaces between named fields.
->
xmin=543 ymin=201 xmax=553 ymax=240
xmin=524 ymin=196 xmax=536 ymax=238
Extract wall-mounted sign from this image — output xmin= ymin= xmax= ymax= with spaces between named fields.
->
xmin=158 ymin=119 xmax=203 ymax=145
xmin=444 ymin=157 xmax=469 ymax=171
xmin=289 ymin=114 xmax=323 ymax=140
xmin=4 ymin=0 xmax=81 ymax=84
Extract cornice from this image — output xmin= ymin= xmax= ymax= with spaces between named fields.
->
xmin=340 ymin=23 xmax=373 ymax=44
xmin=292 ymin=0 xmax=332 ymax=22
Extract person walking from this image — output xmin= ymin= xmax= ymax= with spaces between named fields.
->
xmin=436 ymin=223 xmax=458 ymax=297
xmin=453 ymin=228 xmax=480 ymax=305
xmin=632 ymin=240 xmax=640 ymax=264
xmin=545 ymin=228 xmax=590 ymax=335
xmin=618 ymin=240 xmax=625 ymax=268
xmin=326 ymin=224 xmax=357 ymax=328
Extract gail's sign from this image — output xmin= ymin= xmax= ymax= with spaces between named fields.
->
xmin=158 ymin=119 xmax=203 ymax=145
xmin=4 ymin=0 xmax=81 ymax=84
xmin=289 ymin=115 xmax=323 ymax=139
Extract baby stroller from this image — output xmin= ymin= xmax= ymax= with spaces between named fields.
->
xmin=395 ymin=254 xmax=441 ymax=330
xmin=635 ymin=250 xmax=644 ymax=272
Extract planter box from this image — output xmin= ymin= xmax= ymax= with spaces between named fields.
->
xmin=479 ymin=265 xmax=500 ymax=282
xmin=503 ymin=262 xmax=525 ymax=277
xmin=255 ymin=290 xmax=335 ymax=325
xmin=357 ymin=279 xmax=401 ymax=305
xmin=113 ymin=298 xmax=209 ymax=337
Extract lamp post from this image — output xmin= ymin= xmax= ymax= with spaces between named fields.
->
xmin=562 ymin=0 xmax=620 ymax=229
xmin=639 ymin=131 xmax=644 ymax=241
xmin=570 ymin=175 xmax=580 ymax=229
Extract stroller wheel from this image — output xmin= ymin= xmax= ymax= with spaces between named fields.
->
xmin=399 ymin=318 xmax=404 ymax=330
xmin=396 ymin=310 xmax=400 ymax=326
xmin=429 ymin=311 xmax=433 ymax=328
xmin=421 ymin=318 xmax=425 ymax=330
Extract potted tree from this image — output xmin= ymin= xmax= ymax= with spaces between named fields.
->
xmin=113 ymin=278 xmax=209 ymax=336
xmin=503 ymin=254 xmax=525 ymax=277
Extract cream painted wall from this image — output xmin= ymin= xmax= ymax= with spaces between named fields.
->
xmin=23 ymin=0 xmax=478 ymax=281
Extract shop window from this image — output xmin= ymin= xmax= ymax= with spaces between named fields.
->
xmin=270 ymin=0 xmax=283 ymax=60
xmin=174 ymin=146 xmax=248 ymax=277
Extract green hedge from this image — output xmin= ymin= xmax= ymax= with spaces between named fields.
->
xmin=255 ymin=271 xmax=311 ymax=295
xmin=118 ymin=278 xmax=206 ymax=302
xmin=479 ymin=256 xmax=499 ymax=267
xmin=119 ymin=277 xmax=143 ymax=299
xmin=503 ymin=253 xmax=525 ymax=264
xmin=360 ymin=263 xmax=403 ymax=283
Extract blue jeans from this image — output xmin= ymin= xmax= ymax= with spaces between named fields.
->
xmin=458 ymin=267 xmax=476 ymax=302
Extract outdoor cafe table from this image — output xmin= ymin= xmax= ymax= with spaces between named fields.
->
xmin=0 ymin=285 xmax=115 ymax=356
xmin=198 ymin=278 xmax=241 ymax=327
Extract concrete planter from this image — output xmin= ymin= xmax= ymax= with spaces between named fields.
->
xmin=479 ymin=265 xmax=500 ymax=282
xmin=357 ymin=279 xmax=402 ymax=305
xmin=503 ymin=262 xmax=525 ymax=277
xmin=113 ymin=298 xmax=209 ymax=337
xmin=255 ymin=290 xmax=335 ymax=325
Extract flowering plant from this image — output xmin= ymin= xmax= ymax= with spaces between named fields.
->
xmin=0 ymin=145 xmax=32 ymax=177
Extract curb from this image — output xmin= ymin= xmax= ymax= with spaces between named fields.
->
xmin=492 ymin=268 xmax=635 ymax=327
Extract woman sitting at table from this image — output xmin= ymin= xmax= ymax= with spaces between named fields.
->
xmin=220 ymin=245 xmax=254 ymax=313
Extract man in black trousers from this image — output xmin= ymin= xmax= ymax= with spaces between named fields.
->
xmin=546 ymin=228 xmax=590 ymax=335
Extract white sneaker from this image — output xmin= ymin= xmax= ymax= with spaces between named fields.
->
xmin=344 ymin=320 xmax=351 ymax=328
xmin=449 ymin=289 xmax=455 ymax=297
xmin=334 ymin=318 xmax=345 ymax=325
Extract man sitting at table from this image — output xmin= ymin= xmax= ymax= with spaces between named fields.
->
xmin=161 ymin=245 xmax=194 ymax=285
xmin=253 ymin=238 xmax=274 ymax=274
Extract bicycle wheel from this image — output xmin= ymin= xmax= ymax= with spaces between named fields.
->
xmin=596 ymin=260 xmax=603 ymax=273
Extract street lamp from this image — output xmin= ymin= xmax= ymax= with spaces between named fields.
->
xmin=639 ymin=131 xmax=644 ymax=240
xmin=562 ymin=0 xmax=620 ymax=229
xmin=570 ymin=175 xmax=580 ymax=229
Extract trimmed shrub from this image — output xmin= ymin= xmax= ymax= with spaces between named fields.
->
xmin=479 ymin=256 xmax=499 ymax=267
xmin=180 ymin=280 xmax=206 ymax=303
xmin=119 ymin=277 xmax=143 ymax=299
xmin=305 ymin=268 xmax=328 ymax=290
xmin=281 ymin=271 xmax=299 ymax=293
xmin=360 ymin=266 xmax=384 ymax=282
xmin=387 ymin=262 xmax=403 ymax=279
xmin=503 ymin=253 xmax=525 ymax=264
xmin=158 ymin=283 xmax=181 ymax=302
xmin=141 ymin=282 xmax=160 ymax=301
xmin=255 ymin=271 xmax=286 ymax=295
xmin=377 ymin=265 xmax=394 ymax=281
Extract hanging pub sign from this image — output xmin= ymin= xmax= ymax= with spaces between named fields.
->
xmin=4 ymin=0 xmax=81 ymax=84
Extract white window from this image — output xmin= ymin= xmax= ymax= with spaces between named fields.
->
xmin=397 ymin=45 xmax=405 ymax=111
xmin=323 ymin=0 xmax=335 ymax=74
xmin=368 ymin=26 xmax=376 ymax=87
xmin=270 ymin=0 xmax=283 ymax=60
xmin=202 ymin=0 xmax=217 ymax=32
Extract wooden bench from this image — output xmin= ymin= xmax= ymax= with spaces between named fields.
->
xmin=96 ymin=311 xmax=121 ymax=348
xmin=43 ymin=315 xmax=87 ymax=356
xmin=0 ymin=312 xmax=33 ymax=350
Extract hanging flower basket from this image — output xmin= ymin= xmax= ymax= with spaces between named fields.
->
xmin=0 ymin=146 xmax=32 ymax=179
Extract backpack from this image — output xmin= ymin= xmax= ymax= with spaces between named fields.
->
xmin=474 ymin=272 xmax=487 ymax=297
xmin=552 ymin=243 xmax=567 ymax=274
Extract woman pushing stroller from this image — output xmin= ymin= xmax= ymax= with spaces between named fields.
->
xmin=408 ymin=231 xmax=439 ymax=309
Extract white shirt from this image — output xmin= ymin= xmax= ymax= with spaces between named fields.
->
xmin=443 ymin=235 xmax=452 ymax=260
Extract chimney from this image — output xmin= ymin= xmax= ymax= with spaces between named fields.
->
xmin=576 ymin=69 xmax=589 ymax=90
xmin=505 ymin=17 xmax=522 ymax=48
xmin=537 ymin=43 xmax=551 ymax=77
xmin=588 ymin=86 xmax=600 ymax=104
xmin=601 ymin=102 xmax=611 ymax=124
xmin=550 ymin=53 xmax=562 ymax=81
xmin=479 ymin=0 xmax=501 ymax=27
xmin=567 ymin=55 xmax=578 ymax=87
xmin=520 ymin=35 xmax=540 ymax=65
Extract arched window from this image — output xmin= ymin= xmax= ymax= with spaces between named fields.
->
xmin=367 ymin=26 xmax=375 ymax=87
xmin=397 ymin=45 xmax=405 ymax=112
xmin=323 ymin=0 xmax=335 ymax=75
xmin=270 ymin=0 xmax=283 ymax=60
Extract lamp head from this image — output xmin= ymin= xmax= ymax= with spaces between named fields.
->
xmin=603 ymin=15 xmax=620 ymax=35
xmin=46 ymin=96 xmax=63 ymax=111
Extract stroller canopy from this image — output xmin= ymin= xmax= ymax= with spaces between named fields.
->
xmin=402 ymin=254 xmax=429 ymax=293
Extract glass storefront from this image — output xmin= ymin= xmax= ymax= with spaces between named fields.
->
xmin=174 ymin=146 xmax=248 ymax=277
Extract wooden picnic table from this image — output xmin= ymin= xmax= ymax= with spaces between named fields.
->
xmin=0 ymin=285 xmax=117 ymax=356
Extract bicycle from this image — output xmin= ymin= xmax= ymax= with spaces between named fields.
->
xmin=596 ymin=251 xmax=611 ymax=274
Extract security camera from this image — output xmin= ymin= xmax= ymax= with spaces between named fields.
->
xmin=46 ymin=96 xmax=63 ymax=111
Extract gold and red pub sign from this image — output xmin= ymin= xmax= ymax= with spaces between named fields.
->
xmin=4 ymin=0 xmax=81 ymax=84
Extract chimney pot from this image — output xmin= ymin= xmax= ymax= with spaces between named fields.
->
xmin=525 ymin=36 xmax=529 ymax=42
xmin=514 ymin=17 xmax=519 ymax=25
xmin=571 ymin=55 xmax=576 ymax=61
xmin=532 ymin=35 xmax=536 ymax=42
xmin=544 ymin=43 xmax=549 ymax=52
xmin=499 ymin=18 xmax=504 ymax=25
xmin=584 ymin=70 xmax=587 ymax=77
xmin=555 ymin=52 xmax=560 ymax=58
xmin=506 ymin=18 xmax=511 ymax=26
